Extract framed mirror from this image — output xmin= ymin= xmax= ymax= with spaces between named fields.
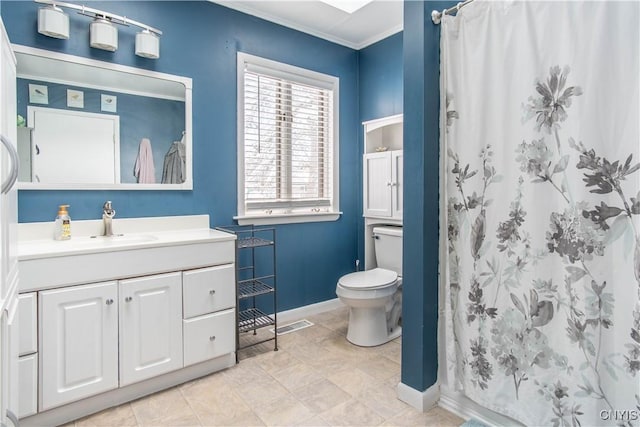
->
xmin=13 ymin=44 xmax=193 ymax=190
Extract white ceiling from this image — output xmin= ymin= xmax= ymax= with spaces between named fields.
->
xmin=210 ymin=1 xmax=403 ymax=50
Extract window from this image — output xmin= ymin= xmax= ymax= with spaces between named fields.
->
xmin=236 ymin=53 xmax=340 ymax=225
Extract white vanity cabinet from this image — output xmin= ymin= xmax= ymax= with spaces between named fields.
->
xmin=363 ymin=150 xmax=403 ymax=219
xmin=39 ymin=282 xmax=119 ymax=411
xmin=17 ymin=217 xmax=237 ymax=427
xmin=119 ymin=272 xmax=183 ymax=386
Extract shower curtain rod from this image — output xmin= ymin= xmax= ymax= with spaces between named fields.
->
xmin=431 ymin=0 xmax=475 ymax=24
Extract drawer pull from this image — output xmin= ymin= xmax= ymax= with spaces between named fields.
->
xmin=106 ymin=299 xmax=114 ymax=305
xmin=209 ymin=290 xmax=216 ymax=295
xmin=209 ymin=335 xmax=216 ymax=341
xmin=125 ymin=296 xmax=133 ymax=302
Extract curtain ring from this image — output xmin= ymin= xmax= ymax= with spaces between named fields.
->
xmin=456 ymin=2 xmax=462 ymax=11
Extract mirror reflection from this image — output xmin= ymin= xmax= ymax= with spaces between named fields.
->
xmin=14 ymin=45 xmax=192 ymax=190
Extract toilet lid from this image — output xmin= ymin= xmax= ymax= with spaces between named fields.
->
xmin=339 ymin=268 xmax=398 ymax=290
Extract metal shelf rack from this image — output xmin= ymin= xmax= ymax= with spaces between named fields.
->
xmin=216 ymin=225 xmax=277 ymax=361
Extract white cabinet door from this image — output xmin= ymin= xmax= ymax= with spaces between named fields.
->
xmin=18 ymin=292 xmax=37 ymax=356
xmin=18 ymin=354 xmax=37 ymax=418
xmin=363 ymin=152 xmax=392 ymax=217
xmin=391 ymin=151 xmax=403 ymax=219
xmin=39 ymin=281 xmax=118 ymax=411
xmin=119 ymin=272 xmax=183 ymax=386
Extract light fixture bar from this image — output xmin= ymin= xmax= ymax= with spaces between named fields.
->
xmin=34 ymin=0 xmax=162 ymax=35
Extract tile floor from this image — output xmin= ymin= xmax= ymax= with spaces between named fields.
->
xmin=68 ymin=306 xmax=465 ymax=427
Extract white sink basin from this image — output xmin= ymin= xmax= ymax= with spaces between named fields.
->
xmin=87 ymin=234 xmax=159 ymax=244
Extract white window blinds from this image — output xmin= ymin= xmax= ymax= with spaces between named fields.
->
xmin=238 ymin=53 xmax=339 ymax=220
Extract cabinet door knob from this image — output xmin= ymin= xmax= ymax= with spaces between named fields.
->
xmin=209 ymin=335 xmax=216 ymax=341
xmin=209 ymin=289 xmax=216 ymax=295
xmin=125 ymin=296 xmax=133 ymax=302
xmin=386 ymin=182 xmax=392 ymax=186
xmin=106 ymin=299 xmax=114 ymax=305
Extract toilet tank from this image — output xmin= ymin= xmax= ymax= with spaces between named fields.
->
xmin=373 ymin=226 xmax=403 ymax=275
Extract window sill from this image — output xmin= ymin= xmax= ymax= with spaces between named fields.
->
xmin=234 ymin=212 xmax=342 ymax=226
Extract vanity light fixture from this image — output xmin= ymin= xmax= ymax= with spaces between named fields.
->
xmin=135 ymin=29 xmax=160 ymax=59
xmin=34 ymin=0 xmax=162 ymax=58
xmin=37 ymin=4 xmax=70 ymax=39
xmin=90 ymin=17 xmax=118 ymax=52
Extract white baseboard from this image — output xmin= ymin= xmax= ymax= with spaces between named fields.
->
xmin=439 ymin=386 xmax=524 ymax=427
xmin=397 ymin=382 xmax=440 ymax=412
xmin=277 ymin=297 xmax=344 ymax=323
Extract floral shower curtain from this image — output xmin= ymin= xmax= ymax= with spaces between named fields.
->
xmin=441 ymin=1 xmax=640 ymax=425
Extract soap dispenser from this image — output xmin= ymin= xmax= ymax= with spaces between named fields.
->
xmin=54 ymin=205 xmax=71 ymax=240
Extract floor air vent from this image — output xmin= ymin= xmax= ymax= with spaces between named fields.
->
xmin=271 ymin=319 xmax=314 ymax=335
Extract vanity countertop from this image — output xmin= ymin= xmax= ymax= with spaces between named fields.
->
xmin=17 ymin=215 xmax=238 ymax=292
xmin=18 ymin=214 xmax=236 ymax=260
xmin=18 ymin=228 xmax=235 ymax=260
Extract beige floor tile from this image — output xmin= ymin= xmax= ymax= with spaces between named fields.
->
xmin=285 ymin=340 xmax=337 ymax=362
xmin=233 ymin=374 xmax=290 ymax=408
xmin=381 ymin=406 xmax=461 ymax=427
xmin=130 ymin=387 xmax=200 ymax=427
xmin=431 ymin=406 xmax=465 ymax=426
xmin=222 ymin=359 xmax=270 ymax=387
xmin=180 ymin=373 xmax=255 ymax=426
xmin=294 ymin=378 xmax=352 ymax=414
xmin=327 ymin=367 xmax=380 ymax=397
xmin=320 ymin=333 xmax=371 ymax=361
xmin=356 ymin=382 xmax=409 ymax=420
xmin=253 ymin=348 xmax=301 ymax=374
xmin=253 ymin=393 xmax=316 ymax=426
xmin=269 ymin=361 xmax=326 ymax=391
xmin=293 ymin=415 xmax=331 ymax=426
xmin=320 ymin=398 xmax=385 ymax=426
xmin=75 ymin=403 xmax=137 ymax=426
xmin=377 ymin=340 xmax=402 ymax=364
xmin=356 ymin=354 xmax=400 ymax=382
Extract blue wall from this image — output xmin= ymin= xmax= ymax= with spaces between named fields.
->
xmin=17 ymin=78 xmax=185 ymax=184
xmin=356 ymin=32 xmax=403 ymax=265
xmin=358 ymin=32 xmax=403 ymax=123
xmin=2 ymin=0 xmax=360 ymax=312
xmin=401 ymin=0 xmax=455 ymax=393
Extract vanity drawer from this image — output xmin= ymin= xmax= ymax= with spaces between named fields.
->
xmin=18 ymin=353 xmax=38 ymax=418
xmin=18 ymin=292 xmax=37 ymax=355
xmin=183 ymin=308 xmax=235 ymax=366
xmin=182 ymin=265 xmax=235 ymax=318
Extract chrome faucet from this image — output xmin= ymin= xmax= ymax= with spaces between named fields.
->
xmin=102 ymin=201 xmax=116 ymax=237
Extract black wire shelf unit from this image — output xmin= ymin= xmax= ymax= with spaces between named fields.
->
xmin=216 ymin=225 xmax=277 ymax=361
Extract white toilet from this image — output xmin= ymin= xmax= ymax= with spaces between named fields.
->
xmin=336 ymin=226 xmax=402 ymax=347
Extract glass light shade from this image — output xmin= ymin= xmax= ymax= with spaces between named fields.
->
xmin=90 ymin=19 xmax=118 ymax=51
xmin=38 ymin=6 xmax=69 ymax=39
xmin=135 ymin=30 xmax=160 ymax=59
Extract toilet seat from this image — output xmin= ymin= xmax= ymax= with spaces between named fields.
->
xmin=338 ymin=268 xmax=397 ymax=290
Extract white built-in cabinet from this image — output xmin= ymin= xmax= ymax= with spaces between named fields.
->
xmin=39 ymin=282 xmax=119 ymax=411
xmin=362 ymin=114 xmax=403 ymax=221
xmin=363 ymin=150 xmax=403 ymax=219
xmin=362 ymin=114 xmax=403 ymax=271
xmin=0 ymin=17 xmax=19 ymax=427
